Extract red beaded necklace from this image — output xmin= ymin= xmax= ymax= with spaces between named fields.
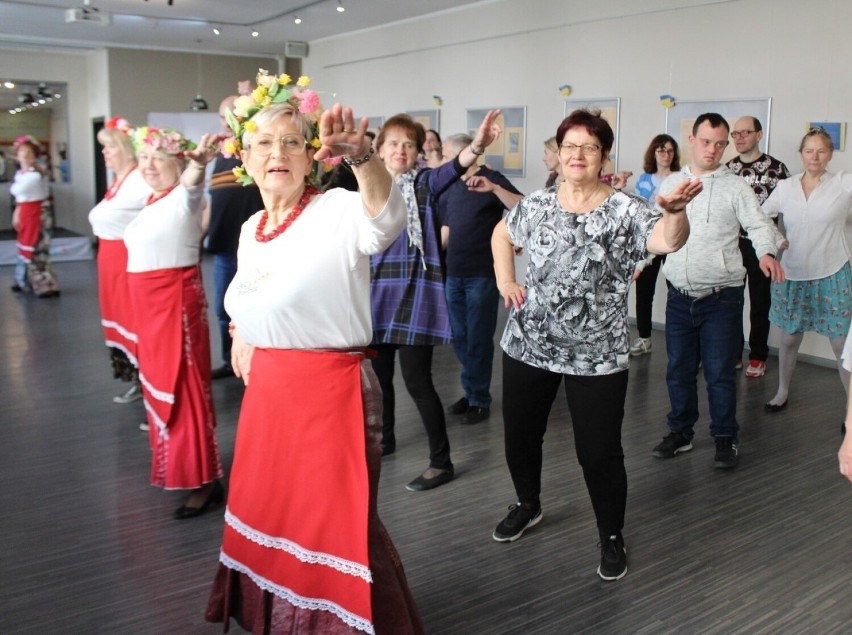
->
xmin=255 ymin=185 xmax=318 ymax=243
xmin=103 ymin=168 xmax=132 ymax=201
xmin=146 ymin=184 xmax=177 ymax=206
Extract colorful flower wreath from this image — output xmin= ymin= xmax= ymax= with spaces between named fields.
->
xmin=105 ymin=115 xmax=134 ymax=135
xmin=130 ymin=126 xmax=196 ymax=159
xmin=223 ymin=69 xmax=336 ymax=186
xmin=13 ymin=134 xmax=42 ymax=151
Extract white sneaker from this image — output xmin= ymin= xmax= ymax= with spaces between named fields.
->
xmin=114 ymin=382 xmax=142 ymax=404
xmin=139 ymin=421 xmax=150 ymax=432
xmin=629 ymin=337 xmax=652 ymax=357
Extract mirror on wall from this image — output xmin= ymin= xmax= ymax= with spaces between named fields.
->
xmin=0 ymin=79 xmax=69 ymax=184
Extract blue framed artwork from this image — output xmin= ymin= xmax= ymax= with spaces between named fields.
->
xmin=466 ymin=106 xmax=526 ymax=177
xmin=808 ymin=121 xmax=846 ymax=151
xmin=564 ymin=97 xmax=621 ymax=172
xmin=405 ymin=109 xmax=440 ymax=134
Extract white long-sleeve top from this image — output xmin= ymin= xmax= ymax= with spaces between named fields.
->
xmin=124 ymin=182 xmax=205 ymax=273
xmin=762 ymin=171 xmax=852 ymax=281
xmin=225 ymin=186 xmax=406 ymax=350
xmin=88 ymin=169 xmax=151 ymax=240
xmin=10 ymin=168 xmax=49 ymax=202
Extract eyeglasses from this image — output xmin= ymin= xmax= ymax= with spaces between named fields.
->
xmin=730 ymin=130 xmax=755 ymax=139
xmin=560 ymin=142 xmax=601 ymax=156
xmin=248 ymin=134 xmax=308 ymax=157
xmin=655 ymin=147 xmax=674 ymax=155
xmin=695 ymin=138 xmax=729 ymax=150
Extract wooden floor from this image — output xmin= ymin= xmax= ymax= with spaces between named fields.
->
xmin=3 ymin=257 xmax=852 ymax=634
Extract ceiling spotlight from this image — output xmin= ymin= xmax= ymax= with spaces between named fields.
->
xmin=251 ymin=28 xmax=259 ymax=37
xmin=213 ymin=26 xmax=221 ymax=35
xmin=336 ymin=0 xmax=345 ymax=12
xmin=294 ymin=14 xmax=302 ymax=24
xmin=4 ymin=81 xmax=14 ymax=89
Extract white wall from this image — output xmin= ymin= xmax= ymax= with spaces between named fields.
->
xmin=305 ymin=0 xmax=852 ymax=364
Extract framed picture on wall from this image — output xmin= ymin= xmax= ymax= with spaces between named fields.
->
xmin=665 ymin=98 xmax=772 ymax=166
xmin=466 ymin=106 xmax=526 ymax=177
xmin=808 ymin=121 xmax=846 ymax=151
xmin=406 ymin=109 xmax=440 ymax=134
xmin=563 ymin=98 xmax=621 ymax=172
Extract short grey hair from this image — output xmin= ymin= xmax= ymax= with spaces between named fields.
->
xmin=243 ymin=103 xmax=313 ymax=148
xmin=444 ymin=133 xmax=473 ymax=154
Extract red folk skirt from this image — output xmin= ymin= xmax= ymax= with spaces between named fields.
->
xmin=127 ymin=265 xmax=222 ymax=489
xmin=16 ymin=200 xmax=42 ymax=260
xmin=97 ymin=239 xmax=138 ymax=367
xmin=206 ymin=349 xmax=424 ymax=635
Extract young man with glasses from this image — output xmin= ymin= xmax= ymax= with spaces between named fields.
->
xmin=726 ymin=116 xmax=791 ymax=378
xmin=652 ymin=113 xmax=785 ymax=469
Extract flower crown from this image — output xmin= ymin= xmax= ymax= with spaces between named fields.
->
xmin=14 ymin=134 xmax=41 ymax=151
xmin=223 ymin=69 xmax=335 ymax=185
xmin=130 ymin=126 xmax=196 ymax=159
xmin=106 ymin=115 xmax=134 ymax=135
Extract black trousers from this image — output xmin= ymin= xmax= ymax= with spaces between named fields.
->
xmin=739 ymin=236 xmax=771 ymax=361
xmin=634 ymin=255 xmax=663 ymax=338
xmin=371 ymin=344 xmax=451 ymax=469
xmin=502 ymin=352 xmax=627 ymax=539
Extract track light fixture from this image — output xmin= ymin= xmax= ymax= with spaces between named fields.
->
xmin=336 ymin=0 xmax=345 ymax=13
xmin=212 ymin=25 xmax=221 ymax=35
xmin=294 ymin=14 xmax=302 ymax=24
xmin=251 ymin=28 xmax=259 ymax=37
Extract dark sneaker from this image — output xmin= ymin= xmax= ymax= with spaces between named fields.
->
xmin=447 ymin=397 xmax=469 ymax=415
xmin=492 ymin=503 xmax=542 ymax=542
xmin=461 ymin=406 xmax=490 ymax=424
xmin=652 ymin=432 xmax=693 ymax=458
xmin=597 ymin=534 xmax=627 ymax=581
xmin=714 ymin=437 xmax=738 ymax=469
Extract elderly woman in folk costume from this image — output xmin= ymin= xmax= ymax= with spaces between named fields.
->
xmin=124 ymin=125 xmax=224 ymax=518
xmin=88 ymin=116 xmax=151 ymax=406
xmin=204 ymin=71 xmax=423 ymax=634
xmin=370 ymin=110 xmax=502 ymax=492
xmin=9 ymin=134 xmax=60 ymax=297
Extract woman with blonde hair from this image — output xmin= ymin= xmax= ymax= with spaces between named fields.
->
xmin=88 ymin=116 xmax=151 ymax=405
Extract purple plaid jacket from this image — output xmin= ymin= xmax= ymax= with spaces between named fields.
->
xmin=370 ymin=157 xmax=464 ymax=346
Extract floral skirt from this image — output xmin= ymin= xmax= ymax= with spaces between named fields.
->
xmin=769 ymin=262 xmax=852 ymax=338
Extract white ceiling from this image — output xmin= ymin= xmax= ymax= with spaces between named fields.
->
xmin=0 ymin=0 xmax=485 ymax=56
xmin=0 ymin=0 xmax=488 ymax=114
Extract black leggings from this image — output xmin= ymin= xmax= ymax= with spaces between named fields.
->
xmin=371 ymin=344 xmax=451 ymax=469
xmin=502 ymin=353 xmax=627 ymax=539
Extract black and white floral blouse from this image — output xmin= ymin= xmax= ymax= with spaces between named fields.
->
xmin=501 ymin=186 xmax=660 ymax=375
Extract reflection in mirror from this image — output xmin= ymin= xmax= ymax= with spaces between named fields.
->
xmin=0 ymin=80 xmax=69 ymax=183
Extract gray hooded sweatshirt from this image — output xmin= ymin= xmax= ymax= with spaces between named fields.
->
xmin=659 ymin=164 xmax=780 ymax=293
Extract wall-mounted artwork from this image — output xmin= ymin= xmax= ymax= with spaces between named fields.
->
xmin=563 ymin=98 xmax=621 ymax=172
xmin=808 ymin=121 xmax=846 ymax=152
xmin=406 ymin=109 xmax=440 ymax=134
xmin=665 ymin=98 xmax=772 ymax=166
xmin=466 ymin=106 xmax=526 ymax=177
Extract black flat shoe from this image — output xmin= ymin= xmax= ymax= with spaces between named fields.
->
xmin=381 ymin=443 xmax=396 ymax=456
xmin=764 ymin=401 xmax=787 ymax=413
xmin=173 ymin=481 xmax=224 ymax=519
xmin=10 ymin=284 xmax=23 ymax=293
xmin=211 ymin=365 xmax=235 ymax=380
xmin=405 ymin=466 xmax=454 ymax=492
xmin=447 ymin=397 xmax=469 ymax=415
xmin=461 ymin=406 xmax=490 ymax=424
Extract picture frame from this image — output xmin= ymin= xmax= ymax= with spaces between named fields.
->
xmin=807 ymin=121 xmax=846 ymax=152
xmin=563 ymin=98 xmax=621 ymax=172
xmin=466 ymin=106 xmax=527 ymax=177
xmin=665 ymin=98 xmax=772 ymax=166
xmin=405 ymin=109 xmax=440 ymax=134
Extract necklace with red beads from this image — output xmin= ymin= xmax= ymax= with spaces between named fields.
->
xmin=146 ymin=184 xmax=177 ymax=206
xmin=255 ymin=185 xmax=318 ymax=243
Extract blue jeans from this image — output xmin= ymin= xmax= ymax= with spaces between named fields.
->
xmin=445 ymin=276 xmax=500 ymax=408
xmin=665 ymin=285 xmax=743 ymax=441
xmin=213 ymin=253 xmax=238 ymax=367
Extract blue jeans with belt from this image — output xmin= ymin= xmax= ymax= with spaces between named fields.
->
xmin=665 ymin=284 xmax=743 ymax=441
xmin=445 ymin=276 xmax=500 ymax=408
